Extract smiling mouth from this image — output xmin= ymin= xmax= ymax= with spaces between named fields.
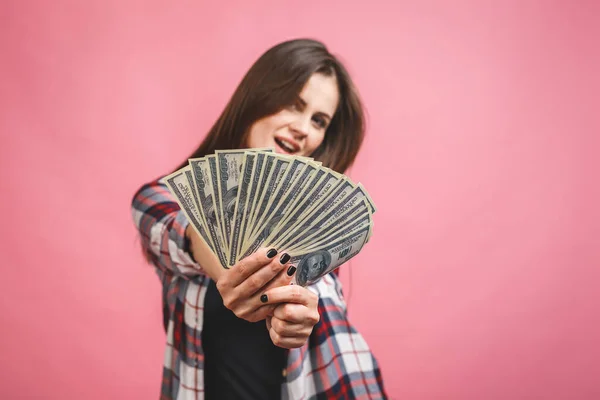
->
xmin=274 ymin=137 xmax=300 ymax=154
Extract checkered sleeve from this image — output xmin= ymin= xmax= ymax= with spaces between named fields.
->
xmin=309 ymin=274 xmax=388 ymax=400
xmin=131 ymin=179 xmax=205 ymax=278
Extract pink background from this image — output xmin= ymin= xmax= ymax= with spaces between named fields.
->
xmin=1 ymin=1 xmax=599 ymax=399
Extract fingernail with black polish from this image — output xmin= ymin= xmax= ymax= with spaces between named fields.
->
xmin=287 ymin=265 xmax=296 ymax=276
xmin=280 ymin=253 xmax=290 ymax=264
xmin=260 ymin=294 xmax=268 ymax=303
xmin=266 ymin=248 xmax=278 ymax=259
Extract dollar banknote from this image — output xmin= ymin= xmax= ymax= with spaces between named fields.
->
xmin=244 ymin=155 xmax=292 ymax=246
xmin=189 ymin=158 xmax=229 ymax=266
xmin=268 ymin=178 xmax=356 ymax=249
xmin=284 ymin=199 xmax=372 ymax=252
xmin=164 ymin=148 xmax=376 ymax=281
xmin=215 ymin=148 xmax=275 ymax=257
xmin=288 ymin=224 xmax=372 ymax=286
xmin=215 ymin=150 xmax=246 ymax=254
xmin=183 ymin=167 xmax=215 ymax=249
xmin=262 ymin=170 xmax=343 ymax=249
xmin=249 ymin=157 xmax=306 ymax=241
xmin=276 ymin=183 xmax=375 ymax=250
xmin=243 ymin=153 xmax=275 ymax=239
xmin=163 ymin=167 xmax=218 ymax=260
xmin=236 ymin=152 xmax=269 ymax=258
xmin=227 ymin=152 xmax=256 ymax=266
xmin=292 ymin=209 xmax=372 ymax=253
xmin=239 ymin=162 xmax=320 ymax=260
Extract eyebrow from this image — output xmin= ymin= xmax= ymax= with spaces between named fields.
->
xmin=297 ymin=96 xmax=332 ymax=122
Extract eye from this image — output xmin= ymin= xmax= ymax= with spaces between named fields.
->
xmin=312 ymin=115 xmax=327 ymax=129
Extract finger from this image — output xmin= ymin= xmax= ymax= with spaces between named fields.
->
xmin=235 ymin=304 xmax=277 ymax=323
xmin=260 ymin=284 xmax=319 ymax=308
xmin=252 ymin=305 xmax=278 ymax=323
xmin=272 ymin=303 xmax=315 ymax=324
xmin=270 ymin=315 xmax=314 ymax=337
xmin=259 ymin=263 xmax=297 ymax=293
xmin=224 ymin=247 xmax=279 ymax=287
xmin=268 ymin=326 xmax=307 ymax=349
xmin=274 ymin=303 xmax=320 ymax=327
xmin=230 ymin=275 xmax=289 ymax=320
xmin=235 ymin=253 xmax=293 ymax=297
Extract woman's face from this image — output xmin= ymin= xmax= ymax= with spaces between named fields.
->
xmin=246 ymin=72 xmax=339 ymax=157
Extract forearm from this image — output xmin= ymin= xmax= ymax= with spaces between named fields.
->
xmin=185 ymin=224 xmax=224 ymax=282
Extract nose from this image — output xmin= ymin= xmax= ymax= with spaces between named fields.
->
xmin=289 ymin=116 xmax=310 ymax=139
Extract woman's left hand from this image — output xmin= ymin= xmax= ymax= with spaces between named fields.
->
xmin=262 ymin=285 xmax=320 ymax=349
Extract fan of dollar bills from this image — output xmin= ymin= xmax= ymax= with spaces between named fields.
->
xmin=163 ymin=148 xmax=376 ymax=286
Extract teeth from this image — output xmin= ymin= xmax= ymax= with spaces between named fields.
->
xmin=276 ymin=138 xmax=296 ymax=153
xmin=282 ymin=142 xmax=294 ymax=152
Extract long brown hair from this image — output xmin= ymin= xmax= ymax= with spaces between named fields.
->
xmin=174 ymin=38 xmax=366 ymax=174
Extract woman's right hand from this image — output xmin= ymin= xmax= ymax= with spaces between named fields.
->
xmin=215 ymin=248 xmax=296 ymax=322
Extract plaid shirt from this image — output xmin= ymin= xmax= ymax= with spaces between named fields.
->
xmin=131 ymin=180 xmax=388 ymax=400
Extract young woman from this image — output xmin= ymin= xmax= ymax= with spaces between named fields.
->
xmin=132 ymin=38 xmax=387 ymax=400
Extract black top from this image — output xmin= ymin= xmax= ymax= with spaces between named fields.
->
xmin=202 ymin=279 xmax=287 ymax=400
